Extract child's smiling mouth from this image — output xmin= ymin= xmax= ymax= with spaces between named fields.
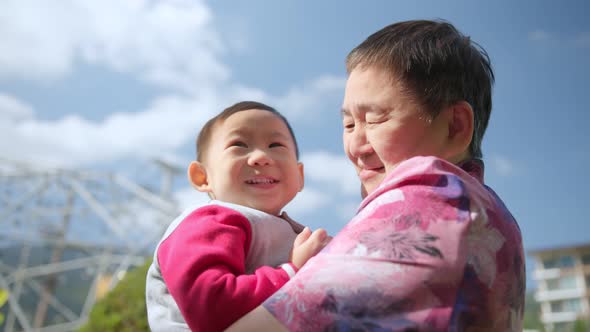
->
xmin=245 ymin=176 xmax=279 ymax=185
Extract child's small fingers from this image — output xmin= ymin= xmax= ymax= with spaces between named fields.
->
xmin=293 ymin=226 xmax=311 ymax=246
xmin=311 ymin=228 xmax=327 ymax=240
xmin=302 ymin=226 xmax=312 ymax=236
xmin=307 ymin=228 xmax=327 ymax=250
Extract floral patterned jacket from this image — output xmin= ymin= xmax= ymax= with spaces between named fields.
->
xmin=264 ymin=156 xmax=525 ymax=331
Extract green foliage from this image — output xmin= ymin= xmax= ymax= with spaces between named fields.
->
xmin=78 ymin=259 xmax=151 ymax=332
xmin=523 ymin=290 xmax=545 ymax=331
xmin=573 ymin=319 xmax=589 ymax=332
xmin=0 ymin=288 xmax=8 ymax=326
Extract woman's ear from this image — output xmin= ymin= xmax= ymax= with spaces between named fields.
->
xmin=297 ymin=162 xmax=304 ymax=192
xmin=446 ymin=101 xmax=474 ymax=161
xmin=188 ymin=161 xmax=212 ymax=193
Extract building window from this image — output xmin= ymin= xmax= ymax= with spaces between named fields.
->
xmin=550 ymin=298 xmax=582 ymax=313
xmin=543 ymin=255 xmax=575 ymax=269
xmin=547 ymin=276 xmax=578 ymax=290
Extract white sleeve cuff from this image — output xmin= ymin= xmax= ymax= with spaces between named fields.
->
xmin=280 ymin=263 xmax=296 ymax=278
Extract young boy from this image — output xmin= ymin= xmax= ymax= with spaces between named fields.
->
xmin=145 ymin=101 xmax=327 ymax=332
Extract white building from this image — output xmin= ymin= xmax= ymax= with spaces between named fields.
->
xmin=530 ymin=243 xmax=590 ymax=331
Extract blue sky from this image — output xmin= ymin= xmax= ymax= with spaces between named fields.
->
xmin=0 ymin=0 xmax=588 ymax=289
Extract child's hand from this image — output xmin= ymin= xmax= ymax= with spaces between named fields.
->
xmin=289 ymin=227 xmax=330 ymax=269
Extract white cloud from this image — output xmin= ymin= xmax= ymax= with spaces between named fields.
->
xmin=173 ymin=186 xmax=210 ymax=211
xmin=490 ymin=154 xmax=516 ymax=176
xmin=0 ymin=75 xmax=345 ymax=168
xmin=274 ymin=75 xmax=346 ymax=120
xmin=0 ymin=0 xmax=227 ymax=91
xmin=0 ymin=2 xmax=79 ymax=79
xmin=529 ymin=29 xmax=590 ymax=49
xmin=217 ymin=15 xmax=252 ymax=54
xmin=573 ymin=32 xmax=590 ymax=48
xmin=229 ymin=75 xmax=346 ymax=121
xmin=1 ymin=93 xmax=220 ymax=167
xmin=0 ymin=94 xmax=61 ymax=166
xmin=529 ymin=30 xmax=551 ymax=42
xmin=0 ymin=0 xmax=233 ymax=167
xmin=301 ymin=151 xmax=359 ymax=195
xmin=0 ymin=93 xmax=34 ymax=123
xmin=0 ymin=0 xmax=348 ymax=169
xmin=336 ymin=200 xmax=361 ymax=222
xmin=284 ymin=186 xmax=331 ymax=218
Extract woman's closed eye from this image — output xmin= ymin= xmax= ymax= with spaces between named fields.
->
xmin=366 ymin=111 xmax=390 ymax=125
xmin=366 ymin=119 xmax=387 ymax=127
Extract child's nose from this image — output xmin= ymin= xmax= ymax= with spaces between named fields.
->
xmin=248 ymin=149 xmax=273 ymax=166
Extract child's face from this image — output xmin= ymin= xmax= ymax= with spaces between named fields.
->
xmin=202 ymin=109 xmax=303 ymax=215
xmin=342 ymin=66 xmax=452 ymax=195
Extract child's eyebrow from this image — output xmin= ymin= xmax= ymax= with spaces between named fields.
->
xmin=225 ymin=129 xmax=289 ymax=140
xmin=269 ymin=131 xmax=290 ymax=140
xmin=225 ymin=128 xmax=249 ymax=137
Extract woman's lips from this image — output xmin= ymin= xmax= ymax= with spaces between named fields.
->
xmin=358 ymin=167 xmax=385 ymax=181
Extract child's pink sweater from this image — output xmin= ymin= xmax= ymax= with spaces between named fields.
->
xmin=146 ymin=201 xmax=299 ymax=332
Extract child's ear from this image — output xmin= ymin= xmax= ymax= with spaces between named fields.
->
xmin=297 ymin=162 xmax=304 ymax=192
xmin=445 ymin=101 xmax=474 ymax=159
xmin=188 ymin=161 xmax=212 ymax=193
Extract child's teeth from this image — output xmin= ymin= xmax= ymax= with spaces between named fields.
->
xmin=249 ymin=178 xmax=275 ymax=184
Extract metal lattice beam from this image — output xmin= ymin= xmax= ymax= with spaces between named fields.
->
xmin=0 ymin=158 xmax=181 ymax=331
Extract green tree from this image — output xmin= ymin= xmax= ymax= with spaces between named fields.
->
xmin=523 ymin=290 xmax=545 ymax=331
xmin=78 ymin=259 xmax=151 ymax=332
xmin=573 ymin=319 xmax=589 ymax=332
xmin=0 ymin=288 xmax=8 ymax=326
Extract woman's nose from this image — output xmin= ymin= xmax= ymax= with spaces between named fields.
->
xmin=347 ymin=127 xmax=373 ymax=157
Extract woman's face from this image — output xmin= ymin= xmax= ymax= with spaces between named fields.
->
xmin=342 ymin=66 xmax=451 ymax=194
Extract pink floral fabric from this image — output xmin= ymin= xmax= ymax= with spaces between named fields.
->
xmin=264 ymin=156 xmax=525 ymax=331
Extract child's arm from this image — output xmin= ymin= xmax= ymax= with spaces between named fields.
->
xmin=156 ymin=205 xmax=320 ymax=332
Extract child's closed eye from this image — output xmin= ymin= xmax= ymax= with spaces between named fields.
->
xmin=269 ymin=142 xmax=285 ymax=148
xmin=228 ymin=141 xmax=248 ymax=148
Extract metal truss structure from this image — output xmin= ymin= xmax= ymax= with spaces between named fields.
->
xmin=0 ymin=158 xmax=181 ymax=332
